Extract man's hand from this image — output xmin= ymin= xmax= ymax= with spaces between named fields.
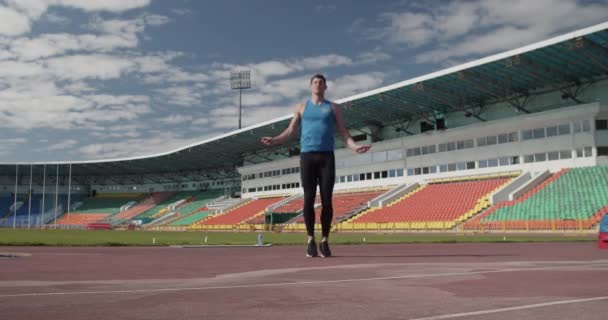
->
xmin=352 ymin=144 xmax=371 ymax=153
xmin=260 ymin=137 xmax=274 ymax=146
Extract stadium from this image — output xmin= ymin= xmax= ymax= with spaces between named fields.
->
xmin=2 ymin=21 xmax=608 ymax=320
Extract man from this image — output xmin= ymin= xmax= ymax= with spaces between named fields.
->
xmin=260 ymin=74 xmax=371 ymax=257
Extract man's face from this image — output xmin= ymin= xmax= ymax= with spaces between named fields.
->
xmin=310 ymin=77 xmax=327 ymax=95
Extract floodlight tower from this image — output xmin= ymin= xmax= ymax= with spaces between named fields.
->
xmin=230 ymin=70 xmax=251 ymax=129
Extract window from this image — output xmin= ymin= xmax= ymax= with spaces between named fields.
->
xmin=397 ymin=169 xmax=404 ymax=176
xmin=428 ymin=145 xmax=436 ymax=153
xmin=488 ymin=159 xmax=499 ymax=167
xmin=465 ymin=139 xmax=474 ymax=149
xmin=576 ymin=148 xmax=583 ymax=158
xmin=438 ymin=143 xmax=447 ymax=152
xmin=477 ymin=137 xmax=487 ymax=147
xmin=373 ymin=151 xmax=387 ymax=162
xmin=524 ymin=154 xmax=534 ymax=163
xmin=439 ymin=164 xmax=448 ymax=172
xmin=584 ymin=146 xmax=593 ymax=157
xmin=456 ymin=140 xmax=465 ymax=150
xmin=497 ymin=133 xmax=508 ymax=144
xmin=560 ymin=150 xmax=572 ymax=159
xmin=487 ymin=135 xmax=497 ymax=145
xmin=522 ymin=129 xmax=534 ymax=140
xmin=596 ymin=120 xmax=608 ymax=130
xmin=479 ymin=160 xmax=488 ymax=168
xmin=546 ymin=126 xmax=558 ymax=137
xmin=388 ymin=170 xmax=396 ymax=178
xmin=467 ymin=161 xmax=475 ymax=169
xmin=547 ymin=151 xmax=559 ymax=161
xmin=457 ymin=162 xmax=466 ymax=171
xmin=534 ymin=153 xmax=546 ymax=162
xmin=421 ymin=145 xmax=429 ymax=155
xmin=511 ymin=156 xmax=520 ymax=164
xmin=374 ymin=172 xmax=380 ymax=179
xmin=499 ymin=157 xmax=509 ymax=166
xmin=414 ymin=168 xmax=422 ymax=175
xmin=381 ymin=171 xmax=388 ymax=178
xmin=366 ymin=173 xmax=372 ymax=180
xmin=429 ymin=166 xmax=437 ymax=174
xmin=447 ymin=142 xmax=456 ymax=151
xmin=598 ymin=147 xmax=608 ymax=156
xmin=509 ymin=132 xmax=519 ymax=142
xmin=387 ymin=149 xmax=403 ymax=160
xmin=360 ymin=173 xmax=366 ymax=181
xmin=353 ymin=174 xmax=359 ymax=182
xmin=339 ymin=176 xmax=346 ymax=183
xmin=422 ymin=167 xmax=430 ymax=174
xmin=558 ymin=123 xmax=570 ymax=135
xmin=407 ymin=168 xmax=415 ymax=176
xmin=533 ymin=128 xmax=545 ymax=139
xmin=582 ymin=120 xmax=591 ymax=132
xmin=347 ymin=175 xmax=353 ymax=182
xmin=574 ymin=121 xmax=581 ymax=133
xmin=447 ymin=163 xmax=457 ymax=171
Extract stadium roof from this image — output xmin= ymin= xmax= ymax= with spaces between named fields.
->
xmin=1 ymin=22 xmax=607 ymax=179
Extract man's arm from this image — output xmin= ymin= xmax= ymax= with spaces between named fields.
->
xmin=332 ymin=103 xmax=371 ymax=153
xmin=260 ymin=103 xmax=303 ymax=146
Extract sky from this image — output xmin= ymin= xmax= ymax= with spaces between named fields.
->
xmin=0 ymin=0 xmax=607 ymax=162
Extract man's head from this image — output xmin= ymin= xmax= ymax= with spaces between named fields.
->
xmin=310 ymin=74 xmax=327 ymax=95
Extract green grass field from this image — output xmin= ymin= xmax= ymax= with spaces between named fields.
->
xmin=0 ymin=229 xmax=596 ymax=246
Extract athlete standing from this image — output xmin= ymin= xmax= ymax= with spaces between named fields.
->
xmin=260 ymin=74 xmax=371 ymax=257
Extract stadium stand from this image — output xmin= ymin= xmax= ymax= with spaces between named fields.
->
xmin=189 ymin=196 xmax=287 ymax=230
xmin=340 ymin=174 xmax=513 ymax=230
xmin=465 ymin=166 xmax=608 ymax=231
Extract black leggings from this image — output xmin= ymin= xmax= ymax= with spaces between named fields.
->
xmin=300 ymin=152 xmax=335 ymax=238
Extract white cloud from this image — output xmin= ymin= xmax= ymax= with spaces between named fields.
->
xmin=155 ymin=86 xmax=203 ymax=107
xmin=43 ymin=12 xmax=69 ymax=24
xmin=77 ymin=132 xmax=199 ymax=160
xmin=158 ymin=114 xmax=192 ymax=125
xmin=45 ymin=54 xmax=134 ymax=80
xmin=315 ymin=4 xmax=337 ymax=13
xmin=362 ymin=0 xmax=608 ymax=63
xmin=329 ymin=72 xmax=386 ymax=99
xmin=55 ymin=0 xmax=150 ymax=12
xmin=0 ymin=6 xmax=31 ymax=36
xmin=42 ymin=139 xmax=78 ymax=151
xmin=3 ymin=0 xmax=152 ymax=37
xmin=171 ymin=8 xmax=193 ymax=16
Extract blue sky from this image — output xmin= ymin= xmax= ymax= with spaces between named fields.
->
xmin=1 ymin=0 xmax=607 ymax=162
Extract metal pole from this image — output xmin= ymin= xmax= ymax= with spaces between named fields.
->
xmin=41 ymin=165 xmax=46 ymax=229
xmin=54 ymin=164 xmax=59 ymax=229
xmin=28 ymin=165 xmax=32 ymax=229
xmin=238 ymin=88 xmax=242 ymax=129
xmin=13 ymin=164 xmax=18 ymax=229
xmin=67 ymin=164 xmax=72 ymax=224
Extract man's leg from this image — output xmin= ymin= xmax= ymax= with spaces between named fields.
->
xmin=300 ymin=153 xmax=319 ymax=242
xmin=318 ymin=152 xmax=335 ymax=242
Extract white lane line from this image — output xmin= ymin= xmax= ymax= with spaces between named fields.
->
xmin=410 ymin=296 xmax=608 ymax=320
xmin=1 ymin=263 xmax=606 ymax=298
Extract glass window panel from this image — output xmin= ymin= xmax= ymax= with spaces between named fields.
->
xmin=534 ymin=153 xmax=546 ymax=162
xmin=547 ymin=151 xmax=559 ymax=161
xmin=487 ymin=135 xmax=497 ymax=145
xmin=488 ymin=159 xmax=499 ymax=167
xmin=497 ymin=134 xmax=508 ymax=144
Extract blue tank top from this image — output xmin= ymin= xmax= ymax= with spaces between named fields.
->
xmin=300 ymin=99 xmax=335 ymax=152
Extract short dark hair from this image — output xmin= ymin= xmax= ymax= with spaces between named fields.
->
xmin=310 ymin=74 xmax=326 ymax=84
